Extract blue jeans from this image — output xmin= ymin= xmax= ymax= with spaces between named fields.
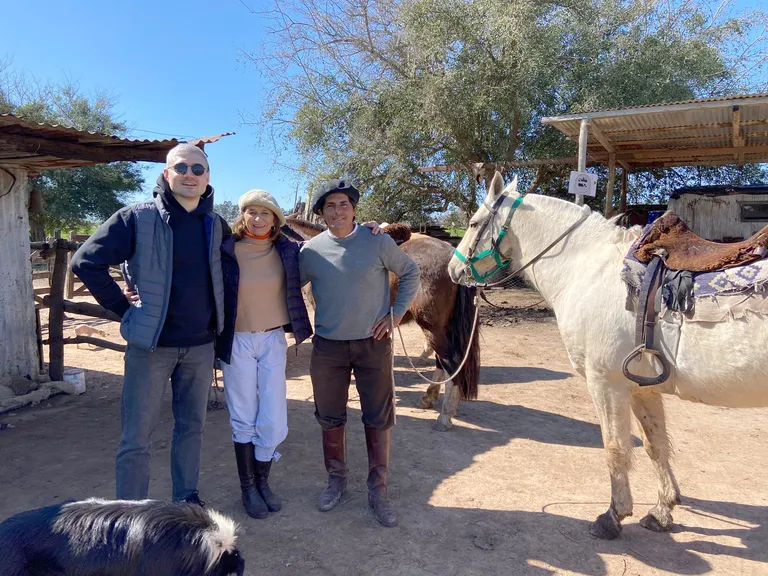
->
xmin=116 ymin=342 xmax=214 ymax=501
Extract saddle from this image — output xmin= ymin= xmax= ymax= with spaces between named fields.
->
xmin=634 ymin=212 xmax=768 ymax=272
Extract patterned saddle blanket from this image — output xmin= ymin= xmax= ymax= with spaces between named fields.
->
xmin=621 ymin=223 xmax=768 ymax=321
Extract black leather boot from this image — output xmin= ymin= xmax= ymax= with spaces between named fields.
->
xmin=318 ymin=425 xmax=348 ymax=512
xmin=365 ymin=426 xmax=397 ymax=527
xmin=254 ymin=459 xmax=281 ymax=512
xmin=234 ymin=442 xmax=268 ymax=519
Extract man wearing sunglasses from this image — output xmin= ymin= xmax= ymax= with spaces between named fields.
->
xmin=72 ymin=143 xmax=227 ymax=506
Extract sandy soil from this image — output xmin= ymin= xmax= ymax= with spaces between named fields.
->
xmin=1 ymin=288 xmax=767 ymax=575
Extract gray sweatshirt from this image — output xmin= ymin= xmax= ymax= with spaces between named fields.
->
xmin=299 ymin=226 xmax=421 ymax=340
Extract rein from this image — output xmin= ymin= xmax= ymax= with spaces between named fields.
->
xmin=391 ymin=299 xmax=481 ymax=386
xmin=455 ymin=191 xmax=590 ymax=289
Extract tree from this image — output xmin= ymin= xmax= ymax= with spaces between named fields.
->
xmin=214 ymin=200 xmax=240 ymax=224
xmin=244 ymin=0 xmax=768 ymax=222
xmin=0 ymin=68 xmax=144 ymax=237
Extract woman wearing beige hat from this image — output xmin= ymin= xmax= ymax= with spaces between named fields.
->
xmin=216 ymin=189 xmax=313 ymax=519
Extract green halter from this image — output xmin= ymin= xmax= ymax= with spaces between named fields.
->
xmin=453 ymin=193 xmax=523 ymax=282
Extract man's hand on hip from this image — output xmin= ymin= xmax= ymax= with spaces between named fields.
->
xmin=373 ymin=313 xmax=403 ymax=340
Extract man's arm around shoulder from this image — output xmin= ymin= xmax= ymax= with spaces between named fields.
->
xmin=71 ymin=207 xmax=136 ymax=318
xmin=379 ymin=234 xmax=420 ymax=318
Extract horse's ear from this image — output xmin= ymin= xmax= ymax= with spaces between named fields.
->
xmin=500 ymin=173 xmax=518 ymax=196
xmin=489 ymin=171 xmax=504 ymax=198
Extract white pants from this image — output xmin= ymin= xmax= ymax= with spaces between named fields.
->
xmin=222 ymin=330 xmax=288 ymax=462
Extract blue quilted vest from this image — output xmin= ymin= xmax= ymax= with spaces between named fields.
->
xmin=120 ymin=194 xmax=225 ymax=351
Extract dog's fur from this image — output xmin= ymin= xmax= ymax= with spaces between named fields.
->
xmin=0 ymin=498 xmax=245 ymax=576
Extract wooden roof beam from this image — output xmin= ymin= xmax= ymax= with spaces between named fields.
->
xmin=0 ymin=133 xmax=170 ymax=164
xmin=590 ymin=123 xmax=632 ymax=171
xmin=620 ymin=143 xmax=768 ymax=161
xmin=733 ymin=105 xmax=746 ymax=165
xmin=541 ymin=95 xmax=768 ymax=123
xmin=418 ymin=157 xmax=587 ymax=174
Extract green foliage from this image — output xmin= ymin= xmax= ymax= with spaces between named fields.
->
xmin=246 ymin=0 xmax=768 ymax=220
xmin=1 ymin=68 xmax=144 ymax=233
xmin=214 ymin=200 xmax=240 ymax=224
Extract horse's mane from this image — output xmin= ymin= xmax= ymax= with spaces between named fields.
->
xmin=285 ymin=215 xmax=327 ymax=232
xmin=382 ymin=222 xmax=412 ymax=244
xmin=519 ymin=193 xmax=642 ymax=248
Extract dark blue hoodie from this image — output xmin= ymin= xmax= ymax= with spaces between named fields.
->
xmin=71 ymin=175 xmax=218 ymax=348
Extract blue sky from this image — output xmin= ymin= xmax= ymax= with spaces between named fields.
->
xmin=1 ymin=0 xmax=304 ymax=209
xmin=1 ymin=0 xmax=764 ymax=212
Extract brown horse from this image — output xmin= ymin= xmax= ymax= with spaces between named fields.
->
xmin=284 ymin=215 xmax=481 ymax=430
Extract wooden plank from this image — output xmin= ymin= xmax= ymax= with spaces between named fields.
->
xmin=620 ymin=143 xmax=768 ymax=161
xmin=619 ymin=170 xmax=629 ymax=214
xmin=0 ymin=132 xmax=169 ymax=164
xmin=418 ymin=157 xmax=584 ymax=173
xmin=575 ymin=118 xmax=591 ymax=206
xmin=581 ymin=119 xmax=767 ymax=138
xmin=41 ymin=296 xmax=121 ymax=322
xmin=65 ymin=231 xmax=75 ymax=299
xmin=47 ymin=241 xmax=69 ymax=381
xmin=604 ymin=154 xmax=616 ymax=217
xmin=64 ymin=336 xmax=125 ymax=353
xmin=541 ymin=95 xmax=768 ymax=123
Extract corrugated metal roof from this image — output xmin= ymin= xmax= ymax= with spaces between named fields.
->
xmin=0 ymin=113 xmax=234 ymax=171
xmin=541 ymin=93 xmax=768 ymax=169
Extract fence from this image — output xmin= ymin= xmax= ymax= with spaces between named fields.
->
xmin=30 ymin=230 xmax=123 ymax=303
xmin=30 ymin=236 xmax=125 ymax=381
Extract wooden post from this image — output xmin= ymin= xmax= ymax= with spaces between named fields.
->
xmin=65 ymin=230 xmax=75 ymax=298
xmin=48 ymin=239 xmax=68 ymax=381
xmin=619 ymin=169 xmax=629 ymax=215
xmin=604 ymin=153 xmax=616 ymax=217
xmin=576 ymin=118 xmax=591 ymax=206
xmin=35 ymin=308 xmax=44 ymax=372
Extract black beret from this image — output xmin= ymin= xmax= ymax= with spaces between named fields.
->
xmin=311 ymin=179 xmax=361 ymax=215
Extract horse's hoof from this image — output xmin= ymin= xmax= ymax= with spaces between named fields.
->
xmin=432 ymin=418 xmax=453 ymax=431
xmin=640 ymin=513 xmax=670 ymax=533
xmin=589 ymin=509 xmax=622 ymax=540
xmin=417 ymin=397 xmax=435 ymax=409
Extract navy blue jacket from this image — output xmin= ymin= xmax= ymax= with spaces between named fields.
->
xmin=71 ymin=176 xmax=227 ymax=351
xmin=216 ymin=233 xmax=312 ymax=364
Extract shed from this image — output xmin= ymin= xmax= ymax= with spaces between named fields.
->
xmin=0 ymin=113 xmax=231 ymax=380
xmin=541 ymin=93 xmax=768 ymax=212
xmin=667 ymin=185 xmax=768 ymax=242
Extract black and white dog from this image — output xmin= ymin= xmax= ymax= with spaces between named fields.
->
xmin=0 ymin=498 xmax=245 ymax=575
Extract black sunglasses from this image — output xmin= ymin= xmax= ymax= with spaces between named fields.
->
xmin=171 ymin=163 xmax=207 ymax=176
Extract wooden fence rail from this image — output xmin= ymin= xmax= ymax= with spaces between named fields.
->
xmin=34 ymin=238 xmax=125 ymax=380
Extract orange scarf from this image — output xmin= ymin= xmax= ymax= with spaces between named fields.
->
xmin=244 ymin=229 xmax=271 ymax=241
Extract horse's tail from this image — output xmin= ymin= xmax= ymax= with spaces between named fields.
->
xmin=445 ymin=285 xmax=480 ymax=400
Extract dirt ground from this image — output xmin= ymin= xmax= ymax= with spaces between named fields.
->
xmin=1 ymin=287 xmax=767 ymax=575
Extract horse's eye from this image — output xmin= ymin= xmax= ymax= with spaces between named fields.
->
xmin=469 ymin=221 xmax=478 ymax=228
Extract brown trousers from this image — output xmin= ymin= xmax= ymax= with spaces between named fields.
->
xmin=310 ymin=335 xmax=394 ymax=430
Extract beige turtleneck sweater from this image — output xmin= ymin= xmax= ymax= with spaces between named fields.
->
xmin=234 ymin=236 xmax=290 ymax=333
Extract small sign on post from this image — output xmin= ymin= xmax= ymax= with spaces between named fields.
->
xmin=568 ymin=171 xmax=597 ymax=197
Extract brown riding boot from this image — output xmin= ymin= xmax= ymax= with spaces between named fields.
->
xmin=365 ymin=426 xmax=397 ymax=527
xmin=318 ymin=425 xmax=348 ymax=512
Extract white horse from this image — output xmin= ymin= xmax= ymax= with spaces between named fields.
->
xmin=448 ymin=171 xmax=768 ymax=539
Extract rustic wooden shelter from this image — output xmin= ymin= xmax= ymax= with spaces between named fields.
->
xmin=541 ymin=92 xmax=768 ymax=211
xmin=0 ymin=113 xmax=231 ymax=381
xmin=420 ymin=93 xmax=768 ymax=215
xmin=666 ymin=185 xmax=768 ymax=241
